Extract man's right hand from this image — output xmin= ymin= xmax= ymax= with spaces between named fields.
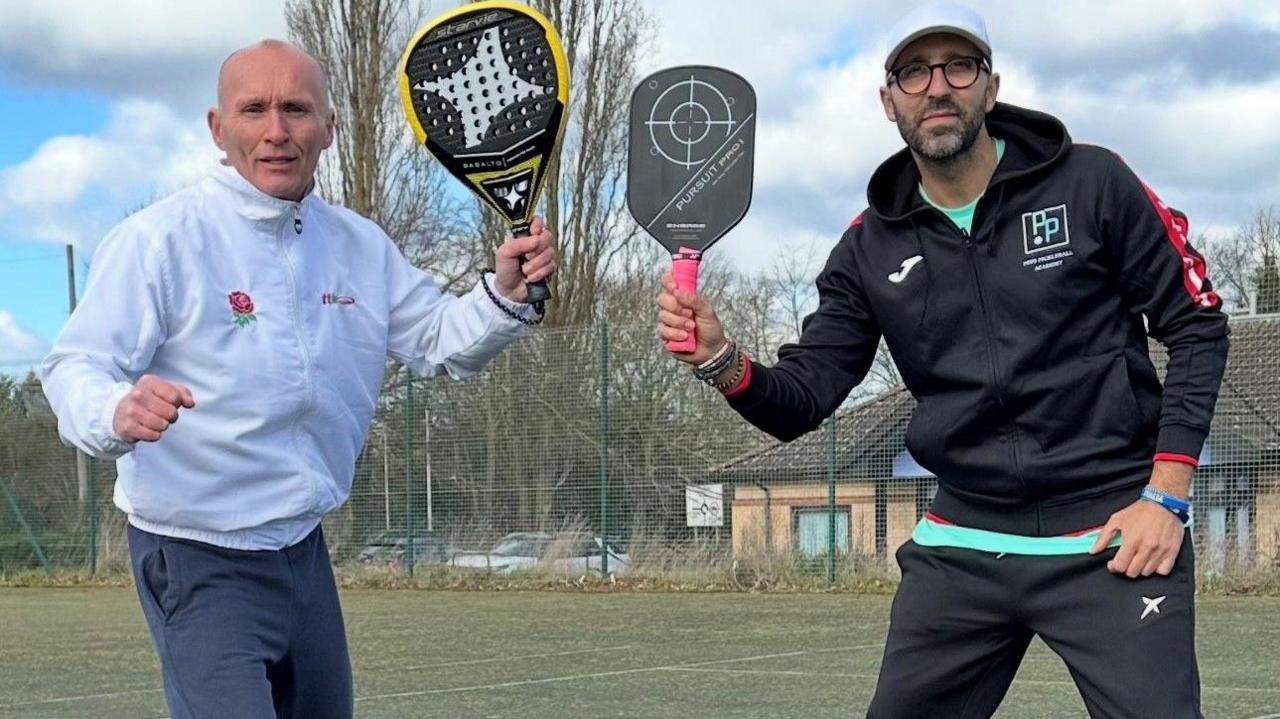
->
xmin=657 ymin=271 xmax=727 ymax=365
xmin=113 ymin=375 xmax=196 ymax=443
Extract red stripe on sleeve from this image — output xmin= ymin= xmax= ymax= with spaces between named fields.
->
xmin=1137 ymin=183 xmax=1220 ymax=309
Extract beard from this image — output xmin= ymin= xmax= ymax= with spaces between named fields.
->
xmin=895 ymin=97 xmax=985 ymax=163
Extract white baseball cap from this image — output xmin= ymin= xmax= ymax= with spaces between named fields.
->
xmin=884 ymin=2 xmax=992 ymax=71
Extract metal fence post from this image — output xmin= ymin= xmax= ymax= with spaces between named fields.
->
xmin=403 ymin=377 xmax=416 ymax=578
xmin=87 ymin=457 xmax=96 ymax=575
xmin=599 ymin=322 xmax=610 ymax=577
xmin=0 ymin=477 xmax=49 ymax=574
xmin=826 ymin=414 xmax=836 ymax=584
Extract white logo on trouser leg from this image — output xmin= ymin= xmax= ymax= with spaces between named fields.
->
xmin=1140 ymin=595 xmax=1166 ymax=620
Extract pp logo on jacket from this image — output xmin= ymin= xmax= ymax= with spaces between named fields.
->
xmin=1022 ymin=203 xmax=1070 ymax=254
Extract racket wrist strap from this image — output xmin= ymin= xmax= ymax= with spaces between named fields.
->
xmin=481 ymin=269 xmax=545 ymax=326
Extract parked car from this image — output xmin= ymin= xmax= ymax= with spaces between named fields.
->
xmin=448 ymin=531 xmax=629 ymax=576
xmin=356 ymin=530 xmax=457 ymax=568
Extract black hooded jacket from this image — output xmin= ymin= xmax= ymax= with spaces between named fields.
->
xmin=728 ymin=103 xmax=1229 ymax=535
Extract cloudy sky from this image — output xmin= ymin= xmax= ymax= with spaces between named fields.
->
xmin=1 ymin=0 xmax=1278 ymax=374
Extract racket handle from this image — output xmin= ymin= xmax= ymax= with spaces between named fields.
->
xmin=513 ymin=224 xmax=552 ymax=304
xmin=666 ymin=248 xmax=701 ymax=354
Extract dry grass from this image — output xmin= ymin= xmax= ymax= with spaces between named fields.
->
xmin=5 ymin=524 xmax=1277 ymax=595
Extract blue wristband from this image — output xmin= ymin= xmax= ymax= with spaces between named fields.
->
xmin=1140 ymin=486 xmax=1191 ymax=522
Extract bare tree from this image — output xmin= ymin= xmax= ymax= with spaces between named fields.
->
xmin=291 ymin=0 xmax=654 ymax=327
xmin=526 ymin=0 xmax=653 ymax=327
xmin=851 ymin=339 xmax=902 ymax=403
xmin=771 ymin=242 xmax=821 ymax=341
xmin=719 ymin=272 xmax=777 ymax=363
xmin=1202 ymin=206 xmax=1280 ymax=314
xmin=727 ymin=241 xmax=903 ymax=403
xmin=286 ymin=0 xmax=473 ymax=289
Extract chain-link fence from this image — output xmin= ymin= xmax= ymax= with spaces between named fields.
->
xmin=3 ymin=316 xmax=1278 ymax=589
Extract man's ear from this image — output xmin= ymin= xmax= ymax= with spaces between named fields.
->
xmin=208 ymin=107 xmax=225 ymax=150
xmin=985 ymin=72 xmax=1000 ymax=113
xmin=323 ymin=110 xmax=336 ymax=149
xmin=879 ymin=86 xmax=897 ymax=123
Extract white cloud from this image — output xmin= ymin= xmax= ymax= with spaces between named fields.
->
xmin=0 ymin=1 xmax=469 ymax=112
xmin=752 ymin=56 xmax=899 ymax=195
xmin=0 ymin=1 xmax=474 ymax=252
xmin=0 ymin=136 xmax=110 ymax=208
xmin=0 ymin=100 xmax=220 ymax=247
xmin=0 ymin=311 xmax=48 ymax=365
xmin=988 ymin=0 xmax=1279 ymax=57
xmin=1 ymin=0 xmax=1276 ymax=271
xmin=634 ymin=0 xmax=1280 ymax=274
xmin=0 ymin=1 xmax=289 ymax=63
xmin=0 ymin=0 xmax=290 ymax=110
xmin=640 ymin=0 xmax=870 ymax=118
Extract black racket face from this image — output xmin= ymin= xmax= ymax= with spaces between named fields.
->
xmin=401 ymin=4 xmax=568 ymax=225
xmin=627 ymin=65 xmax=756 ymax=254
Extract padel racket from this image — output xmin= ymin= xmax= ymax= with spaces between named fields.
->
xmin=399 ymin=0 xmax=569 ymax=304
xmin=627 ymin=66 xmax=756 ymax=352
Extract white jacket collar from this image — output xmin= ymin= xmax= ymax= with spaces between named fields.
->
xmin=210 ymin=164 xmax=319 ymax=224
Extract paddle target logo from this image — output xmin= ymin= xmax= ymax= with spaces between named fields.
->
xmin=626 ymin=66 xmax=755 ymax=252
xmin=643 ymin=75 xmax=741 ymax=170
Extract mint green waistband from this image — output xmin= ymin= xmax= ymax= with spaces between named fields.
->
xmin=911 ymin=517 xmax=1193 ymax=556
xmin=911 ymin=518 xmax=1117 ymax=555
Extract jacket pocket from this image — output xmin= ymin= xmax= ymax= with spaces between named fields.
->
xmin=1017 ymin=354 xmax=1141 ymax=457
xmin=140 ymin=540 xmax=183 ymax=623
xmin=904 ymin=399 xmax=942 ymax=472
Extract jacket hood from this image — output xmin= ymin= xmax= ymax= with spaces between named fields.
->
xmin=867 ymin=102 xmax=1071 ymax=222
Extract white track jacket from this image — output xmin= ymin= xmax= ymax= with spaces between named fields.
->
xmin=42 ymin=166 xmax=533 ymax=549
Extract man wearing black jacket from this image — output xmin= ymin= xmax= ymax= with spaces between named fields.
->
xmin=656 ymin=3 xmax=1226 ymax=717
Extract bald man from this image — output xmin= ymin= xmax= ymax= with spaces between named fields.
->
xmin=41 ymin=40 xmax=557 ymax=718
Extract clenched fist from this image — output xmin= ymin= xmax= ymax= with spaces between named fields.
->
xmin=113 ymin=375 xmax=196 ymax=443
xmin=656 ymin=271 xmax=726 ymax=364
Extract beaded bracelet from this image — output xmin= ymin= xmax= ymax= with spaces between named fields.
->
xmin=712 ymin=348 xmax=750 ymax=393
xmin=481 ymin=269 xmax=545 ymax=326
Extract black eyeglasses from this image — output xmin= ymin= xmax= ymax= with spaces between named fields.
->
xmin=888 ymin=56 xmax=989 ymax=95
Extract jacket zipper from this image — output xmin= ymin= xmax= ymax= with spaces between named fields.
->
xmin=958 ymin=224 xmax=1033 ymax=510
xmin=278 ymin=206 xmax=320 ymax=509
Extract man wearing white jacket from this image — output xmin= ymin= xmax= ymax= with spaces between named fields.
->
xmin=41 ymin=40 xmax=556 ymax=719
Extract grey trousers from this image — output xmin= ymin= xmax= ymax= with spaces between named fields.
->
xmin=129 ymin=524 xmax=353 ymax=719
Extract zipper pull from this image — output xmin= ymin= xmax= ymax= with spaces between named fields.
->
xmin=293 ymin=205 xmax=303 ymax=235
xmin=961 ymin=229 xmax=973 ymax=247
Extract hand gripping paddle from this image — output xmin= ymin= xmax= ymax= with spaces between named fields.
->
xmin=627 ymin=66 xmax=756 ymax=353
xmin=399 ymin=0 xmax=569 ymax=304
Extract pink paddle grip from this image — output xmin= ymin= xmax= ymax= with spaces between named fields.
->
xmin=666 ymin=249 xmax=701 ymax=354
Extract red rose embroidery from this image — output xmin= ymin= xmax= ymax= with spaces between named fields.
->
xmin=229 ymin=291 xmax=257 ymax=327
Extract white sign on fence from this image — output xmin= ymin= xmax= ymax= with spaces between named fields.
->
xmin=685 ymin=484 xmax=724 ymax=527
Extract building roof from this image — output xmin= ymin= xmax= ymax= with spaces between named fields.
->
xmin=1212 ymin=315 xmax=1280 ymax=459
xmin=715 ymin=315 xmax=1280 ymax=481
